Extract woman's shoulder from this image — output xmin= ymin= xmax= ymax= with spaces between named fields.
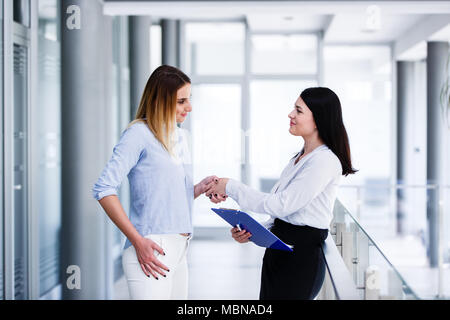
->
xmin=120 ymin=121 xmax=157 ymax=148
xmin=127 ymin=120 xmax=148 ymax=131
xmin=125 ymin=120 xmax=154 ymax=138
xmin=311 ymin=145 xmax=343 ymax=175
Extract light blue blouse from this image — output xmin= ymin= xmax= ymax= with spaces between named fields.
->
xmin=92 ymin=122 xmax=194 ymax=250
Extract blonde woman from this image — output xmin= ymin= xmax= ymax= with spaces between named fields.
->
xmin=92 ymin=65 xmax=215 ymax=299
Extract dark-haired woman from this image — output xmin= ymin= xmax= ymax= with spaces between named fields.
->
xmin=205 ymin=87 xmax=356 ymax=300
xmin=92 ymin=65 xmax=217 ymax=299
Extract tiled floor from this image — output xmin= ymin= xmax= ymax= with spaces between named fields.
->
xmin=114 ymin=232 xmax=450 ymax=300
xmin=114 ymin=239 xmax=266 ymax=300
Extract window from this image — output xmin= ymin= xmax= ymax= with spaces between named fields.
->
xmin=249 ymin=80 xmax=316 ymax=190
xmin=150 ymin=24 xmax=162 ymax=73
xmin=185 ymin=22 xmax=245 ymax=76
xmin=324 ymin=45 xmax=392 ymax=187
xmin=185 ymin=22 xmax=245 ymax=227
xmin=191 ymin=84 xmax=242 ymax=227
xmin=251 ymin=34 xmax=317 ymax=74
xmin=185 ymin=25 xmax=320 ymax=226
xmin=324 ymin=45 xmax=395 ymax=242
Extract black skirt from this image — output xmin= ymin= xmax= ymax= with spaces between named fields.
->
xmin=259 ymin=218 xmax=329 ymax=300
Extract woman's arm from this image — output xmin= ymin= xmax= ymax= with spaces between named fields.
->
xmin=207 ymin=154 xmax=340 ymax=218
xmin=92 ymin=124 xmax=145 ymax=201
xmin=98 ymin=195 xmax=144 ymax=247
xmin=92 ymin=124 xmax=168 ymax=279
xmin=98 ymin=195 xmax=169 ymax=279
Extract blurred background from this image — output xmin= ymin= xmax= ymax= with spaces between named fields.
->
xmin=1 ymin=0 xmax=450 ymax=300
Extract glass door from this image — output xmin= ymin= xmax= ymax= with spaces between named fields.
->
xmin=37 ymin=0 xmax=61 ymax=297
xmin=184 ymin=21 xmax=246 ymax=228
xmin=3 ymin=0 xmax=32 ymax=300
xmin=12 ymin=26 xmax=30 ymax=300
xmin=191 ymin=83 xmax=242 ymax=227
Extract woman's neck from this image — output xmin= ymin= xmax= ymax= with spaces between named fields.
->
xmin=302 ymin=136 xmax=324 ymax=155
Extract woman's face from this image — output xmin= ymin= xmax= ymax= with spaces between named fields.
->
xmin=176 ymin=83 xmax=192 ymax=123
xmin=288 ymin=96 xmax=317 ymax=137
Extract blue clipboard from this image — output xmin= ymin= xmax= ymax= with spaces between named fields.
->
xmin=211 ymin=208 xmax=294 ymax=252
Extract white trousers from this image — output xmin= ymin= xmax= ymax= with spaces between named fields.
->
xmin=122 ymin=233 xmax=191 ymax=300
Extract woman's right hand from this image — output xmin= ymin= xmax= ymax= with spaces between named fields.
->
xmin=133 ymin=236 xmax=170 ymax=279
xmin=231 ymin=227 xmax=252 ymax=244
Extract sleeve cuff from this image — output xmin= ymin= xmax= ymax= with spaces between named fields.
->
xmin=225 ymin=178 xmax=240 ymax=199
xmin=93 ymin=189 xmax=118 ymax=201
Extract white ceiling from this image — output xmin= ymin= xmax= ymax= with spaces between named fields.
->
xmin=246 ymin=14 xmax=332 ymax=33
xmin=397 ymin=23 xmax=450 ymax=61
xmin=102 ymin=1 xmax=450 ymax=60
xmin=430 ymin=23 xmax=450 ymax=42
xmin=324 ymin=14 xmax=425 ymax=44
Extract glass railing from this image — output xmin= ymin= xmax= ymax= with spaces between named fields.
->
xmin=333 ymin=184 xmax=450 ymax=300
xmin=318 ymin=227 xmax=361 ymax=300
xmin=327 ymin=199 xmax=419 ymax=300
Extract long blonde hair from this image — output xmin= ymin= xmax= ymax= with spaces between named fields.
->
xmin=130 ymin=65 xmax=191 ymax=154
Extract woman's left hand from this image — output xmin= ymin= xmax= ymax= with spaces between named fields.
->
xmin=231 ymin=227 xmax=252 ymax=243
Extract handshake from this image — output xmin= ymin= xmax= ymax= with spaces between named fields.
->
xmin=195 ymin=175 xmax=230 ymax=204
xmin=194 ymin=175 xmax=253 ymax=243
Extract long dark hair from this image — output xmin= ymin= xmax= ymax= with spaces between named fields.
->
xmin=299 ymin=87 xmax=357 ymax=176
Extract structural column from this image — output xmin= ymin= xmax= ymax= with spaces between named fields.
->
xmin=161 ymin=19 xmax=190 ymax=131
xmin=161 ymin=19 xmax=180 ymax=67
xmin=426 ymin=41 xmax=448 ymax=267
xmin=102 ymin=14 xmax=115 ymax=300
xmin=396 ymin=61 xmax=414 ymax=235
xmin=129 ymin=16 xmax=151 ymax=119
xmin=60 ymin=0 xmax=110 ymax=299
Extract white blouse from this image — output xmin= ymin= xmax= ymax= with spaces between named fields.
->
xmin=225 ymin=144 xmax=342 ymax=230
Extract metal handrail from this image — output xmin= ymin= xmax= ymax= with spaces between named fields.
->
xmin=321 ymin=184 xmax=449 ymax=299
xmin=320 ymin=232 xmax=361 ymax=300
xmin=337 ymin=184 xmax=449 ymax=298
xmin=334 ymin=200 xmax=420 ymax=299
